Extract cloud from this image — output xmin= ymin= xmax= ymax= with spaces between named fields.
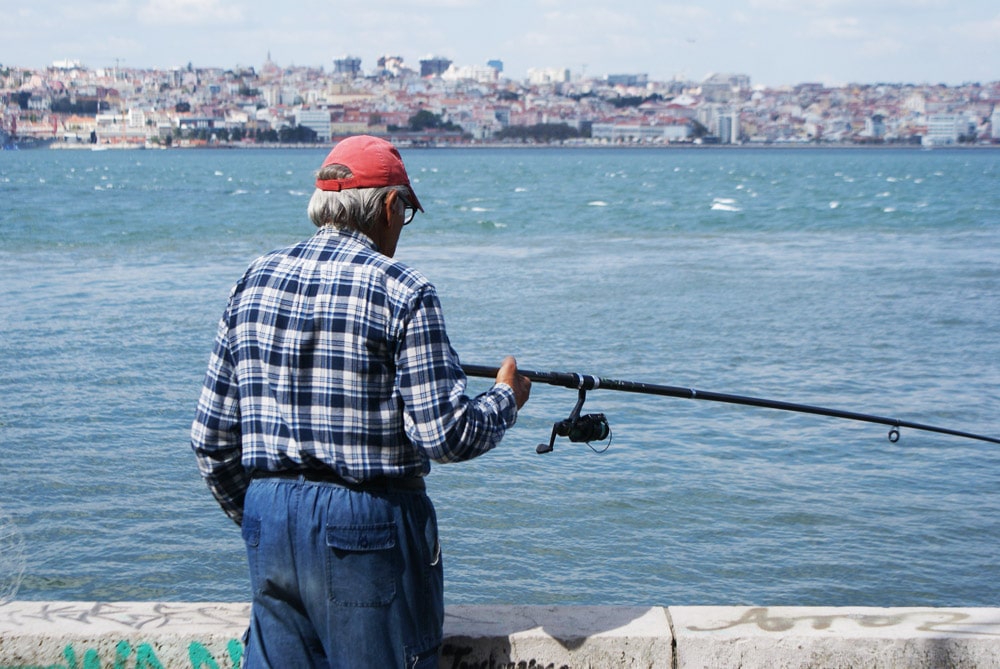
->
xmin=138 ymin=0 xmax=244 ymax=26
xmin=654 ymin=4 xmax=713 ymax=22
xmin=404 ymin=0 xmax=481 ymax=6
xmin=808 ymin=16 xmax=865 ymax=40
xmin=60 ymin=0 xmax=131 ymax=22
xmin=950 ymin=13 xmax=1000 ymax=42
xmin=854 ymin=35 xmax=905 ymax=59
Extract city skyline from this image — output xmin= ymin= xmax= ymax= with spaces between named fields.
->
xmin=3 ymin=0 xmax=999 ymax=87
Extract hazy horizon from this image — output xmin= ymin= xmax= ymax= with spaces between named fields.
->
xmin=3 ymin=1 xmax=998 ymax=88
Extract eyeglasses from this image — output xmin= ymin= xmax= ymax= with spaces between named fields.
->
xmin=399 ymin=196 xmax=418 ymax=226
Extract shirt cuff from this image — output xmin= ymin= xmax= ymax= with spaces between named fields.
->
xmin=491 ymin=382 xmax=519 ymax=427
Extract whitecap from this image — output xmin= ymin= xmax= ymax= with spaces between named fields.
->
xmin=711 ymin=202 xmax=741 ymax=212
xmin=288 ymin=190 xmax=308 ymax=197
xmin=231 ymin=189 xmax=249 ymax=196
xmin=829 ymin=201 xmax=840 ymax=209
xmin=470 ymin=207 xmax=488 ymax=212
xmin=214 ymin=170 xmax=224 ymax=176
xmin=514 ymin=187 xmax=527 ymax=193
xmin=588 ymin=201 xmax=608 ymax=207
xmin=883 ymin=207 xmax=896 ymax=213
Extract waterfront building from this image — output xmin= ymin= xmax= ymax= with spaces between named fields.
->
xmin=716 ymin=107 xmax=740 ymax=144
xmin=864 ymin=114 xmax=887 ymax=140
xmin=924 ymin=113 xmax=963 ymax=145
xmin=591 ymin=119 xmax=691 ymax=143
xmin=295 ymin=107 xmax=332 ymax=141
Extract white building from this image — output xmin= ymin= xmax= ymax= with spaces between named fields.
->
xmin=717 ymin=109 xmax=740 ymax=144
xmin=442 ymin=64 xmax=499 ymax=84
xmin=591 ymin=121 xmax=691 ymax=143
xmin=527 ymin=68 xmax=570 ymax=85
xmin=923 ymin=113 xmax=968 ymax=146
xmin=295 ymin=108 xmax=332 ymax=141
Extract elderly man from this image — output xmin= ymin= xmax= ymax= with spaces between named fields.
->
xmin=191 ymin=135 xmax=530 ymax=668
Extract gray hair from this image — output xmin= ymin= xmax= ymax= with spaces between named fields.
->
xmin=307 ymin=163 xmax=408 ymax=233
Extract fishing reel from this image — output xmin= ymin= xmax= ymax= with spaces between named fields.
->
xmin=537 ymin=388 xmax=612 ymax=454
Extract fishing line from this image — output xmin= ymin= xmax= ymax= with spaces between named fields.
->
xmin=462 ymin=364 xmax=1000 ymax=453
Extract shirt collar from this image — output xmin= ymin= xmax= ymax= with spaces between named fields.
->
xmin=316 ymin=225 xmax=379 ymax=252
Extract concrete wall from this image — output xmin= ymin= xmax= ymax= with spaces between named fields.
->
xmin=1 ymin=601 xmax=999 ymax=668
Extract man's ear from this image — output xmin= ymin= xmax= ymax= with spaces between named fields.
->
xmin=384 ymin=190 xmax=399 ymax=225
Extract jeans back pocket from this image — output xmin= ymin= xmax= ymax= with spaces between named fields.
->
xmin=326 ymin=522 xmax=400 ymax=607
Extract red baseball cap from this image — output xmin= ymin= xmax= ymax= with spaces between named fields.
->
xmin=315 ymin=135 xmax=423 ymax=212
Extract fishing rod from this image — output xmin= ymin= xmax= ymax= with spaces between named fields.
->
xmin=461 ymin=364 xmax=1000 ymax=453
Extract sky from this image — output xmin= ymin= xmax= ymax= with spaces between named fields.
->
xmin=3 ymin=0 xmax=998 ymax=88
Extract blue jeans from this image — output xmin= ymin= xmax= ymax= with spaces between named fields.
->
xmin=240 ymin=477 xmax=443 ymax=668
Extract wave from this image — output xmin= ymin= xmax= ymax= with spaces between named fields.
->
xmin=711 ymin=198 xmax=741 ymax=212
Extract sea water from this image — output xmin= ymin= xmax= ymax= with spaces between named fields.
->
xmin=1 ymin=146 xmax=998 ymax=607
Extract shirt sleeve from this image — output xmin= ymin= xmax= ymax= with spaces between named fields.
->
xmin=396 ymin=286 xmax=518 ymax=463
xmin=190 ymin=311 xmax=248 ymax=525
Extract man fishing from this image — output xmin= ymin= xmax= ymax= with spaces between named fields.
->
xmin=191 ymin=135 xmax=530 ymax=668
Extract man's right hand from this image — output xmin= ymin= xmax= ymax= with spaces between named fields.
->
xmin=496 ymin=356 xmax=531 ymax=409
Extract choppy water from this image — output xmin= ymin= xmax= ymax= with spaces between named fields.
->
xmin=1 ymin=146 xmax=998 ymax=607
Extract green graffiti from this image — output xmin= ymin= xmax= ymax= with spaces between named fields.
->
xmin=133 ymin=645 xmax=165 ymax=669
xmin=114 ymin=641 xmax=132 ymax=669
xmin=187 ymin=639 xmax=242 ymax=669
xmin=63 ymin=643 xmax=101 ymax=669
xmin=0 ymin=640 xmax=244 ymax=669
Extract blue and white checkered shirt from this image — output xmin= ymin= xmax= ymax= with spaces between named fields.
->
xmin=191 ymin=226 xmax=518 ymax=523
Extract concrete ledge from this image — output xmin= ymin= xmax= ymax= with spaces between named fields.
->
xmin=441 ymin=605 xmax=671 ymax=668
xmin=0 ymin=602 xmax=248 ymax=669
xmin=1 ymin=602 xmax=999 ymax=668
xmin=671 ymin=606 xmax=1000 ymax=669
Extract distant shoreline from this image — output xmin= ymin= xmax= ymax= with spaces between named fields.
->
xmin=42 ymin=140 xmax=1000 ymax=151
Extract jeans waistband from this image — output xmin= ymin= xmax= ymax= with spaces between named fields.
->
xmin=251 ymin=468 xmax=426 ymax=493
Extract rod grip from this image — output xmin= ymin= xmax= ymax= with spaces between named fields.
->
xmin=460 ymin=363 xmax=588 ymax=389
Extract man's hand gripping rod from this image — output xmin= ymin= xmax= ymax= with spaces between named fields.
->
xmin=461 ymin=363 xmax=1000 ymax=453
xmin=463 ymin=364 xmax=609 ymax=453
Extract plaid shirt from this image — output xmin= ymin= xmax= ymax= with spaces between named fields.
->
xmin=191 ymin=227 xmax=517 ymax=524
